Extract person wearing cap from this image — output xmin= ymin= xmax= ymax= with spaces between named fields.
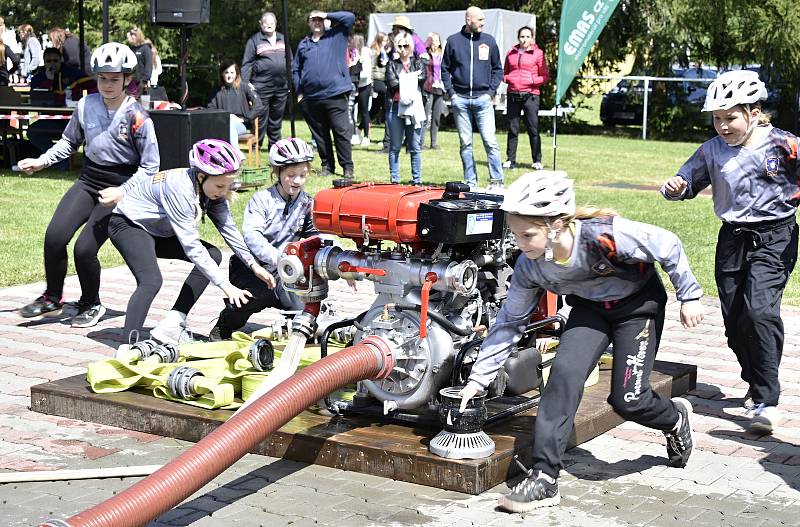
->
xmin=241 ymin=11 xmax=291 ymax=149
xmin=292 ymin=10 xmax=356 ymax=179
xmin=442 ymin=6 xmax=504 ymax=191
xmin=461 ymin=170 xmax=704 ymax=512
xmin=390 ymin=15 xmax=427 ymax=58
xmin=17 ymin=43 xmax=160 ymax=329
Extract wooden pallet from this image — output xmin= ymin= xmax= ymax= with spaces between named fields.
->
xmin=30 ymin=360 xmax=695 ymax=494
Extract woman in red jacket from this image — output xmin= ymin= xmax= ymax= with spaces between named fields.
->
xmin=503 ymin=26 xmax=549 ymax=171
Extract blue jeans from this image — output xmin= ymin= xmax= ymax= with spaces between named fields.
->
xmin=450 ymin=93 xmax=503 ymax=187
xmin=388 ymin=103 xmax=422 ymax=184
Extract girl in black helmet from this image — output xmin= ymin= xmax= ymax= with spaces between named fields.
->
xmin=17 ymin=42 xmax=160 ymax=328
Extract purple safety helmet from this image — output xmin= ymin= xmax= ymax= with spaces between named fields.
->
xmin=189 ymin=139 xmax=243 ymax=175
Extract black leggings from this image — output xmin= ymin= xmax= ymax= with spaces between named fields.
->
xmin=108 ymin=214 xmax=222 ymax=343
xmin=356 ymin=84 xmax=373 ymax=137
xmin=532 ymin=275 xmax=678 ymax=478
xmin=43 ymin=161 xmax=134 ymax=304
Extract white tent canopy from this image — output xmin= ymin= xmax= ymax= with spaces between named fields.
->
xmin=367 ymin=8 xmax=536 ymax=68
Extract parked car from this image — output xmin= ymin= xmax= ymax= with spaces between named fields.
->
xmin=599 ymin=67 xmax=717 ymax=126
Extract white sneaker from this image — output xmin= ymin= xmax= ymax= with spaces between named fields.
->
xmin=350 ymin=134 xmax=361 ymax=146
xmin=532 ymin=162 xmax=544 ymax=170
xmin=501 ymin=160 xmax=516 ymax=169
xmin=749 ymin=404 xmax=782 ymax=434
xmin=150 ymin=310 xmax=194 ymax=345
xmin=361 ymin=137 xmax=371 ymax=147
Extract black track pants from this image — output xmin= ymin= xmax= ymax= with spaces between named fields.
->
xmin=715 ymin=217 xmax=798 ymax=407
xmin=532 ymin=275 xmax=678 ymax=478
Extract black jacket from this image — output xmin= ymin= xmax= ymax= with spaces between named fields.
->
xmin=386 ymin=57 xmax=427 ymax=98
xmin=207 ymin=83 xmax=264 ymax=125
xmin=61 ymin=36 xmax=92 ymax=72
xmin=241 ymin=31 xmax=290 ymax=93
xmin=442 ymin=26 xmax=502 ymax=98
xmin=131 ymin=43 xmax=153 ymax=84
xmin=0 ymin=45 xmax=20 ymax=86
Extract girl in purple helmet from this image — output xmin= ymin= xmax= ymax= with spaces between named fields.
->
xmin=109 ymin=138 xmax=273 ymax=346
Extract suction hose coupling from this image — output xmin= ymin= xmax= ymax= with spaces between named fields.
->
xmin=290 ymin=311 xmax=317 ymax=340
xmin=359 ymin=335 xmax=395 ymax=381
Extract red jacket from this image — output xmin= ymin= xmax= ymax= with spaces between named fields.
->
xmin=503 ymin=44 xmax=548 ymax=95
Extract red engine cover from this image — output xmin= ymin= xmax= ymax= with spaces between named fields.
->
xmin=313 ymin=183 xmax=445 ymax=243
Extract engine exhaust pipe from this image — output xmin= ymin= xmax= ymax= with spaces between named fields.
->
xmin=41 ymin=336 xmax=394 ymax=527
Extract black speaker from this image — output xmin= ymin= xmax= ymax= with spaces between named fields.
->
xmin=150 ymin=0 xmax=210 ymax=27
xmin=149 ymin=109 xmax=229 ymax=170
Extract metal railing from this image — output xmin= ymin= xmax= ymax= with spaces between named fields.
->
xmin=579 ymin=75 xmax=715 ymax=140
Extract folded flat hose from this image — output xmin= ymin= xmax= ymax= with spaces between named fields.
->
xmin=41 ymin=335 xmax=394 ymax=527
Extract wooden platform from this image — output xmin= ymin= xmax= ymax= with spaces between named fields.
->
xmin=30 ymin=360 xmax=695 ymax=494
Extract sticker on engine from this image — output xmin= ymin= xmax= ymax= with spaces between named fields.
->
xmin=466 ymin=212 xmax=494 ymax=235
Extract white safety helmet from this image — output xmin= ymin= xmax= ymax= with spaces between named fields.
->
xmin=90 ymin=42 xmax=138 ymax=74
xmin=501 ymin=171 xmax=576 ymax=217
xmin=702 ymin=70 xmax=768 ymax=112
xmin=269 ymin=137 xmax=314 ymax=167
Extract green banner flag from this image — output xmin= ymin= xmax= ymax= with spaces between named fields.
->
xmin=556 ymin=0 xmax=621 ymax=104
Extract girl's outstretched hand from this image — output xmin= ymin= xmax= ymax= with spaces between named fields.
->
xmin=458 ymin=384 xmax=480 ymax=413
xmin=251 ymin=263 xmax=277 ymax=289
xmin=220 ymin=281 xmax=253 ymax=308
xmin=18 ymin=157 xmax=46 ymax=175
xmin=680 ymin=300 xmax=704 ymax=328
xmin=663 ymin=176 xmax=688 ymax=197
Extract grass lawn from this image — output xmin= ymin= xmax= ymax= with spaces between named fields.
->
xmin=2 ymin=119 xmax=798 ymax=304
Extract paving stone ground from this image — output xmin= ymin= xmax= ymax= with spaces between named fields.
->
xmin=1 ymin=257 xmax=800 ymax=526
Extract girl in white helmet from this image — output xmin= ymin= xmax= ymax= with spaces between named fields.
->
xmin=661 ymin=70 xmax=798 ymax=434
xmin=210 ymin=138 xmax=319 ymax=340
xmin=17 ymin=42 xmax=160 ymax=329
xmin=461 ymin=170 xmax=704 ymax=512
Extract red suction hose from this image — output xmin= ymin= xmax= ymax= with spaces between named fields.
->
xmin=42 ymin=336 xmax=394 ymax=527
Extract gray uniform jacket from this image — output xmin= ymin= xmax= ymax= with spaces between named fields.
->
xmin=114 ymin=168 xmax=256 ymax=287
xmin=39 ymin=94 xmax=160 ymax=193
xmin=661 ymin=125 xmax=800 ymax=223
xmin=466 ymin=216 xmax=703 ymax=391
xmin=242 ymin=184 xmax=318 ymax=273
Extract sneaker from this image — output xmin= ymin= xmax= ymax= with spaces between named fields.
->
xmin=71 ymin=302 xmax=106 ymax=328
xmin=150 ymin=311 xmax=194 ymax=345
xmin=208 ymin=323 xmax=232 ymax=342
xmin=319 ymin=167 xmax=334 ymax=178
xmin=743 ymin=387 xmax=754 ymax=409
xmin=343 ymin=167 xmax=354 ymax=180
xmin=19 ymin=294 xmax=64 ymax=319
xmin=663 ymin=397 xmax=694 ymax=468
xmin=532 ymin=162 xmax=544 ymax=170
xmin=498 ymin=470 xmax=560 ymax=512
xmin=502 ymin=160 xmax=516 ymax=169
xmin=350 ymin=134 xmax=361 ymax=146
xmin=486 ymin=180 xmax=505 ymax=193
xmin=749 ymin=404 xmax=782 ymax=434
xmin=360 ymin=137 xmax=371 ymax=147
